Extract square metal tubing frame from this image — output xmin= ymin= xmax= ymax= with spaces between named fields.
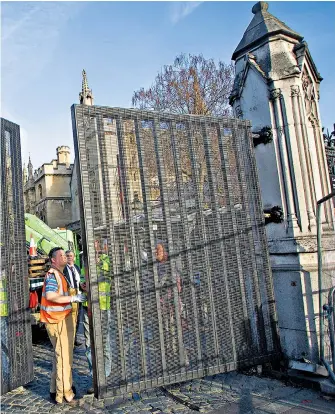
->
xmin=1 ymin=118 xmax=34 ymax=395
xmin=72 ymin=105 xmax=280 ymax=397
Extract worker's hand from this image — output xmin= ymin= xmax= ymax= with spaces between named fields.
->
xmin=71 ymin=293 xmax=86 ymax=303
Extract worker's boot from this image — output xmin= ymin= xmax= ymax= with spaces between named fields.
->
xmin=50 ymin=386 xmax=76 ymax=402
xmin=86 ymin=387 xmax=94 ymax=394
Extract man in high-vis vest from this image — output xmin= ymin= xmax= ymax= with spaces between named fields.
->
xmin=80 ymin=252 xmax=112 ymax=394
xmin=40 ymin=247 xmax=86 ymax=406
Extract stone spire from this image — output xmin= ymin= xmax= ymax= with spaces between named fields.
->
xmin=79 ymin=69 xmax=94 ymax=106
xmin=22 ymin=162 xmax=28 ymax=184
xmin=230 ymin=1 xmax=335 ymax=364
xmin=27 ymin=155 xmax=33 ymax=180
xmin=232 ymin=1 xmax=303 ymax=60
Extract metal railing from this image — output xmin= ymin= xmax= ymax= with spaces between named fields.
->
xmin=72 ymin=105 xmax=280 ymax=397
xmin=317 ymin=191 xmax=335 ymax=383
xmin=323 ymin=287 xmax=335 ymax=372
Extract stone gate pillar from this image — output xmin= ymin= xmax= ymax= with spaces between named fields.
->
xmin=230 ymin=2 xmax=335 ymax=362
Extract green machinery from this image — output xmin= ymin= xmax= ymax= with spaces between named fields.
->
xmin=25 ymin=213 xmax=80 ymax=267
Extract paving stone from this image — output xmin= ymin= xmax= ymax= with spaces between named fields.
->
xmin=208 ymin=402 xmax=246 ymax=414
xmin=259 ymin=401 xmax=296 ymax=413
xmin=266 ymin=386 xmax=299 ymax=400
xmin=284 ymin=408 xmax=330 ymax=414
xmin=3 ymin=340 xmax=335 ymax=414
xmin=170 ymin=407 xmax=190 ymax=412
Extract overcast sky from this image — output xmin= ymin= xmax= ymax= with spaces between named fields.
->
xmin=2 ymin=1 xmax=335 ymax=168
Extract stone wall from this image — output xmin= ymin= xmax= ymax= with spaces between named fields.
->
xmin=23 ymin=148 xmax=74 ymax=229
xmin=45 ymin=199 xmax=72 ymax=229
xmin=230 ymin=2 xmax=335 ymax=362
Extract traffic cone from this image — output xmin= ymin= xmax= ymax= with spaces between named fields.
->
xmin=103 ymin=239 xmax=108 ymax=253
xmin=29 ymin=234 xmax=37 ymax=258
xmin=29 ymin=291 xmax=38 ymax=309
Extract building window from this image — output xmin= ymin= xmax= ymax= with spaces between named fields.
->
xmin=38 ymin=184 xmax=42 ymax=199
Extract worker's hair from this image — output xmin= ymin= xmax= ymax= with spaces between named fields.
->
xmin=49 ymin=247 xmax=63 ymax=260
xmin=65 ymin=250 xmax=74 ymax=255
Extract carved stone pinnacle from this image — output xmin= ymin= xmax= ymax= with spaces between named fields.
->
xmin=270 ymin=88 xmax=282 ymax=100
xmin=290 ymin=85 xmax=300 ymax=97
xmin=252 ymin=2 xmax=268 ymax=15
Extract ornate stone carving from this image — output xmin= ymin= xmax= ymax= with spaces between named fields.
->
xmin=270 ymin=88 xmax=282 ymax=100
xmin=235 ymin=105 xmax=243 ymax=119
xmin=290 ymin=85 xmax=300 ymax=97
xmin=277 ymin=126 xmax=284 ymax=135
xmin=309 ymin=114 xmax=320 ymax=127
xmin=302 ymin=67 xmax=317 ymax=118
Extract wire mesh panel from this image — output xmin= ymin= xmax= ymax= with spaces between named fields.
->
xmin=71 ymin=105 xmax=280 ymax=397
xmin=0 ymin=118 xmax=34 ymax=395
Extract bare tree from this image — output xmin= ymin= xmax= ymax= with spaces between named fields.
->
xmin=129 ymin=53 xmax=237 ymax=206
xmin=132 ymin=53 xmax=234 ymax=117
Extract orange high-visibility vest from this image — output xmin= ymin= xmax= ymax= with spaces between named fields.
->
xmin=40 ymin=268 xmax=72 ymax=324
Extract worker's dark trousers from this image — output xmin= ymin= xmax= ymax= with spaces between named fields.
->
xmin=74 ymin=303 xmax=82 ymax=342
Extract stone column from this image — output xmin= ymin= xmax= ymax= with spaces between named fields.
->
xmin=290 ymin=85 xmax=316 ymax=230
xmin=312 ymin=118 xmax=334 ymax=230
xmin=270 ymin=88 xmax=299 ymax=230
xmin=230 ymin=2 xmax=335 ymax=362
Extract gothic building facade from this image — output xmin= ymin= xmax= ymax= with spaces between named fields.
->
xmin=23 ymin=147 xmax=73 ymax=229
xmin=23 ymin=70 xmax=94 ymax=230
xmin=230 ymin=1 xmax=335 ymax=361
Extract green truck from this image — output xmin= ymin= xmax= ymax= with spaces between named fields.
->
xmin=25 ymin=213 xmax=81 ymax=325
xmin=25 ymin=213 xmax=80 ymax=266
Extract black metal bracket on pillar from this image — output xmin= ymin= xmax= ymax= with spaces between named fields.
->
xmin=263 ymin=206 xmax=284 ymax=224
xmin=252 ymin=126 xmax=273 ymax=147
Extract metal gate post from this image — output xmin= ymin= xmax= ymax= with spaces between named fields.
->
xmin=0 ymin=118 xmax=33 ymax=395
xmin=317 ymin=190 xmax=335 ymax=383
xmin=71 ymin=108 xmax=107 ymax=396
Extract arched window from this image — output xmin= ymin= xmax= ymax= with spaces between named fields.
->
xmin=38 ymin=184 xmax=42 ymax=199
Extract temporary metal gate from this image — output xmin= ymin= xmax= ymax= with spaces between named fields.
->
xmin=72 ymin=105 xmax=280 ymax=397
xmin=0 ymin=118 xmax=34 ymax=395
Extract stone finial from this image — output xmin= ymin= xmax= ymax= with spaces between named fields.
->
xmin=82 ymin=69 xmax=89 ymax=94
xmin=28 ymin=155 xmax=33 ymax=179
xmin=252 ymin=1 xmax=268 ymax=14
xmin=79 ymin=69 xmax=94 ymax=105
xmin=22 ymin=163 xmax=28 ymax=184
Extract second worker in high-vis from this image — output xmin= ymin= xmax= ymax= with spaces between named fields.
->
xmin=64 ymin=250 xmax=82 ymax=346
